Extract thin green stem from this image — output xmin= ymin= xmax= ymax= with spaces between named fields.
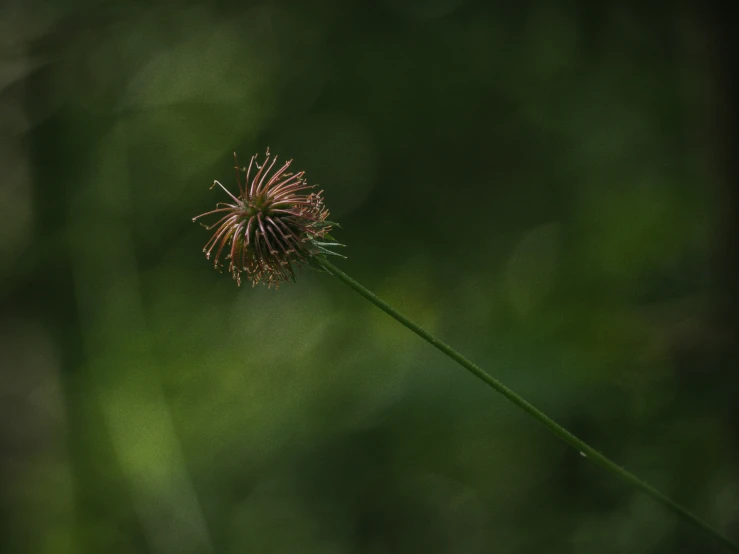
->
xmin=317 ymin=257 xmax=739 ymax=553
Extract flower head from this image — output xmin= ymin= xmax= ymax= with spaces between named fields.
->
xmin=193 ymin=149 xmax=342 ymax=287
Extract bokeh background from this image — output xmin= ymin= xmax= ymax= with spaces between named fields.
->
xmin=2 ymin=1 xmax=738 ymax=553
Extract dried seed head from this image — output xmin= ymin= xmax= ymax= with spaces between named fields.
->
xmin=193 ymin=149 xmax=343 ymax=288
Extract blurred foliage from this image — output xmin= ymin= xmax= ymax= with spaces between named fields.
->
xmin=1 ymin=1 xmax=738 ymax=553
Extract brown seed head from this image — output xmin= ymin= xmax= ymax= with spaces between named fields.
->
xmin=193 ymin=149 xmax=341 ymax=287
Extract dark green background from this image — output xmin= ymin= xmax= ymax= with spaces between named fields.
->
xmin=2 ymin=1 xmax=738 ymax=553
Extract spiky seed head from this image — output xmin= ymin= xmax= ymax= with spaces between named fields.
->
xmin=193 ymin=149 xmax=343 ymax=288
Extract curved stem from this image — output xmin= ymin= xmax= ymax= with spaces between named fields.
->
xmin=317 ymin=257 xmax=739 ymax=553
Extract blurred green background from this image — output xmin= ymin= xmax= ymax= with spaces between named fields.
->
xmin=2 ymin=1 xmax=738 ymax=552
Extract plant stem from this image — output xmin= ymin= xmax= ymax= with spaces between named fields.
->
xmin=317 ymin=257 xmax=739 ymax=552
